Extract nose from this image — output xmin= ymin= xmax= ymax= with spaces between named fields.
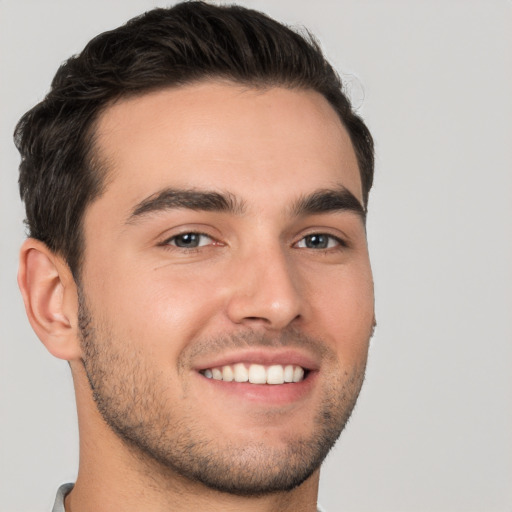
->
xmin=225 ymin=246 xmax=304 ymax=330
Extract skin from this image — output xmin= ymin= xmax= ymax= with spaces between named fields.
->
xmin=18 ymin=82 xmax=374 ymax=512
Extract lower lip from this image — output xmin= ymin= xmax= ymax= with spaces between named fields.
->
xmin=196 ymin=371 xmax=318 ymax=406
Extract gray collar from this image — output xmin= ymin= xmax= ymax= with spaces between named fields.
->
xmin=52 ymin=483 xmax=74 ymax=512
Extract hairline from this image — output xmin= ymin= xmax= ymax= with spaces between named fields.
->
xmin=73 ymin=77 xmax=366 ymax=280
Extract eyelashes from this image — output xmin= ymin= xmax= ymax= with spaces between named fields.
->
xmin=294 ymin=233 xmax=346 ymax=249
xmin=164 ymin=232 xmax=215 ymax=249
xmin=160 ymin=231 xmax=348 ymax=253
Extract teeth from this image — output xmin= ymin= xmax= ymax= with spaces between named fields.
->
xmin=222 ymin=365 xmax=234 ymax=382
xmin=267 ymin=365 xmax=284 ymax=384
xmin=233 ymin=363 xmax=249 ymax=382
xmin=293 ymin=366 xmax=304 ymax=382
xmin=283 ymin=365 xmax=294 ymax=383
xmin=202 ymin=363 xmax=307 ymax=384
xmin=248 ymin=364 xmax=267 ymax=384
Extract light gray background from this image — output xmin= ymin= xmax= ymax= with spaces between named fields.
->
xmin=1 ymin=1 xmax=511 ymax=511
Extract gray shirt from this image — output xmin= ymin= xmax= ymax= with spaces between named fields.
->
xmin=52 ymin=483 xmax=327 ymax=511
xmin=52 ymin=484 xmax=74 ymax=512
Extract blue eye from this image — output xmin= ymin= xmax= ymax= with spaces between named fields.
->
xmin=296 ymin=234 xmax=342 ymax=249
xmin=168 ymin=233 xmax=213 ymax=248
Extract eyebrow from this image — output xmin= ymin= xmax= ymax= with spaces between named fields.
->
xmin=126 ymin=184 xmax=365 ymax=224
xmin=290 ymin=186 xmax=366 ymax=220
xmin=127 ymin=188 xmax=246 ymax=223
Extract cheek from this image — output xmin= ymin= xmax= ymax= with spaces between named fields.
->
xmin=85 ymin=259 xmax=227 ymax=359
xmin=307 ymin=263 xmax=374 ymax=360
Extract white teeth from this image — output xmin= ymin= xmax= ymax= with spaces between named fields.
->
xmin=233 ymin=363 xmax=249 ymax=382
xmin=222 ymin=365 xmax=234 ymax=382
xmin=203 ymin=363 xmax=306 ymax=384
xmin=283 ymin=365 xmax=294 ymax=383
xmin=267 ymin=365 xmax=284 ymax=385
xmin=293 ymin=366 xmax=304 ymax=383
xmin=248 ymin=364 xmax=267 ymax=384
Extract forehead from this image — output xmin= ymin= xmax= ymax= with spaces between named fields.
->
xmin=92 ymin=81 xmax=362 ymax=213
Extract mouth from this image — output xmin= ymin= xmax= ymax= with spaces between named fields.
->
xmin=193 ymin=350 xmax=319 ymax=406
xmin=199 ymin=363 xmax=309 ymax=385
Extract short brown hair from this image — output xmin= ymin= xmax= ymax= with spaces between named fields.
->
xmin=15 ymin=1 xmax=374 ymax=278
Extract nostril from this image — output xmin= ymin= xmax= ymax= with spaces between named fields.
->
xmin=239 ymin=316 xmax=273 ymax=327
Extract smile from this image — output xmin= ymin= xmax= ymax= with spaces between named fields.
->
xmin=200 ymin=363 xmax=307 ymax=384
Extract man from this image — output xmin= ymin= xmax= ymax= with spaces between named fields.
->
xmin=15 ymin=2 xmax=375 ymax=511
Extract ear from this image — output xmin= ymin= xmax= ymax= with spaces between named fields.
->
xmin=18 ymin=238 xmax=82 ymax=361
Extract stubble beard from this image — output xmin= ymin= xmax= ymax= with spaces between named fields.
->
xmin=77 ymin=289 xmax=368 ymax=496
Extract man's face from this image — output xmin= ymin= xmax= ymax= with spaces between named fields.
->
xmin=78 ymin=82 xmax=374 ymax=494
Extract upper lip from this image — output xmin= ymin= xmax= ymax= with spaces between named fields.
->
xmin=193 ymin=348 xmax=320 ymax=372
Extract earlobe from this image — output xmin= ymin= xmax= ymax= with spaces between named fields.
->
xmin=18 ymin=238 xmax=81 ymax=361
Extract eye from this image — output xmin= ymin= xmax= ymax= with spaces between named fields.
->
xmin=295 ymin=234 xmax=344 ymax=249
xmin=166 ymin=232 xmax=213 ymax=248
